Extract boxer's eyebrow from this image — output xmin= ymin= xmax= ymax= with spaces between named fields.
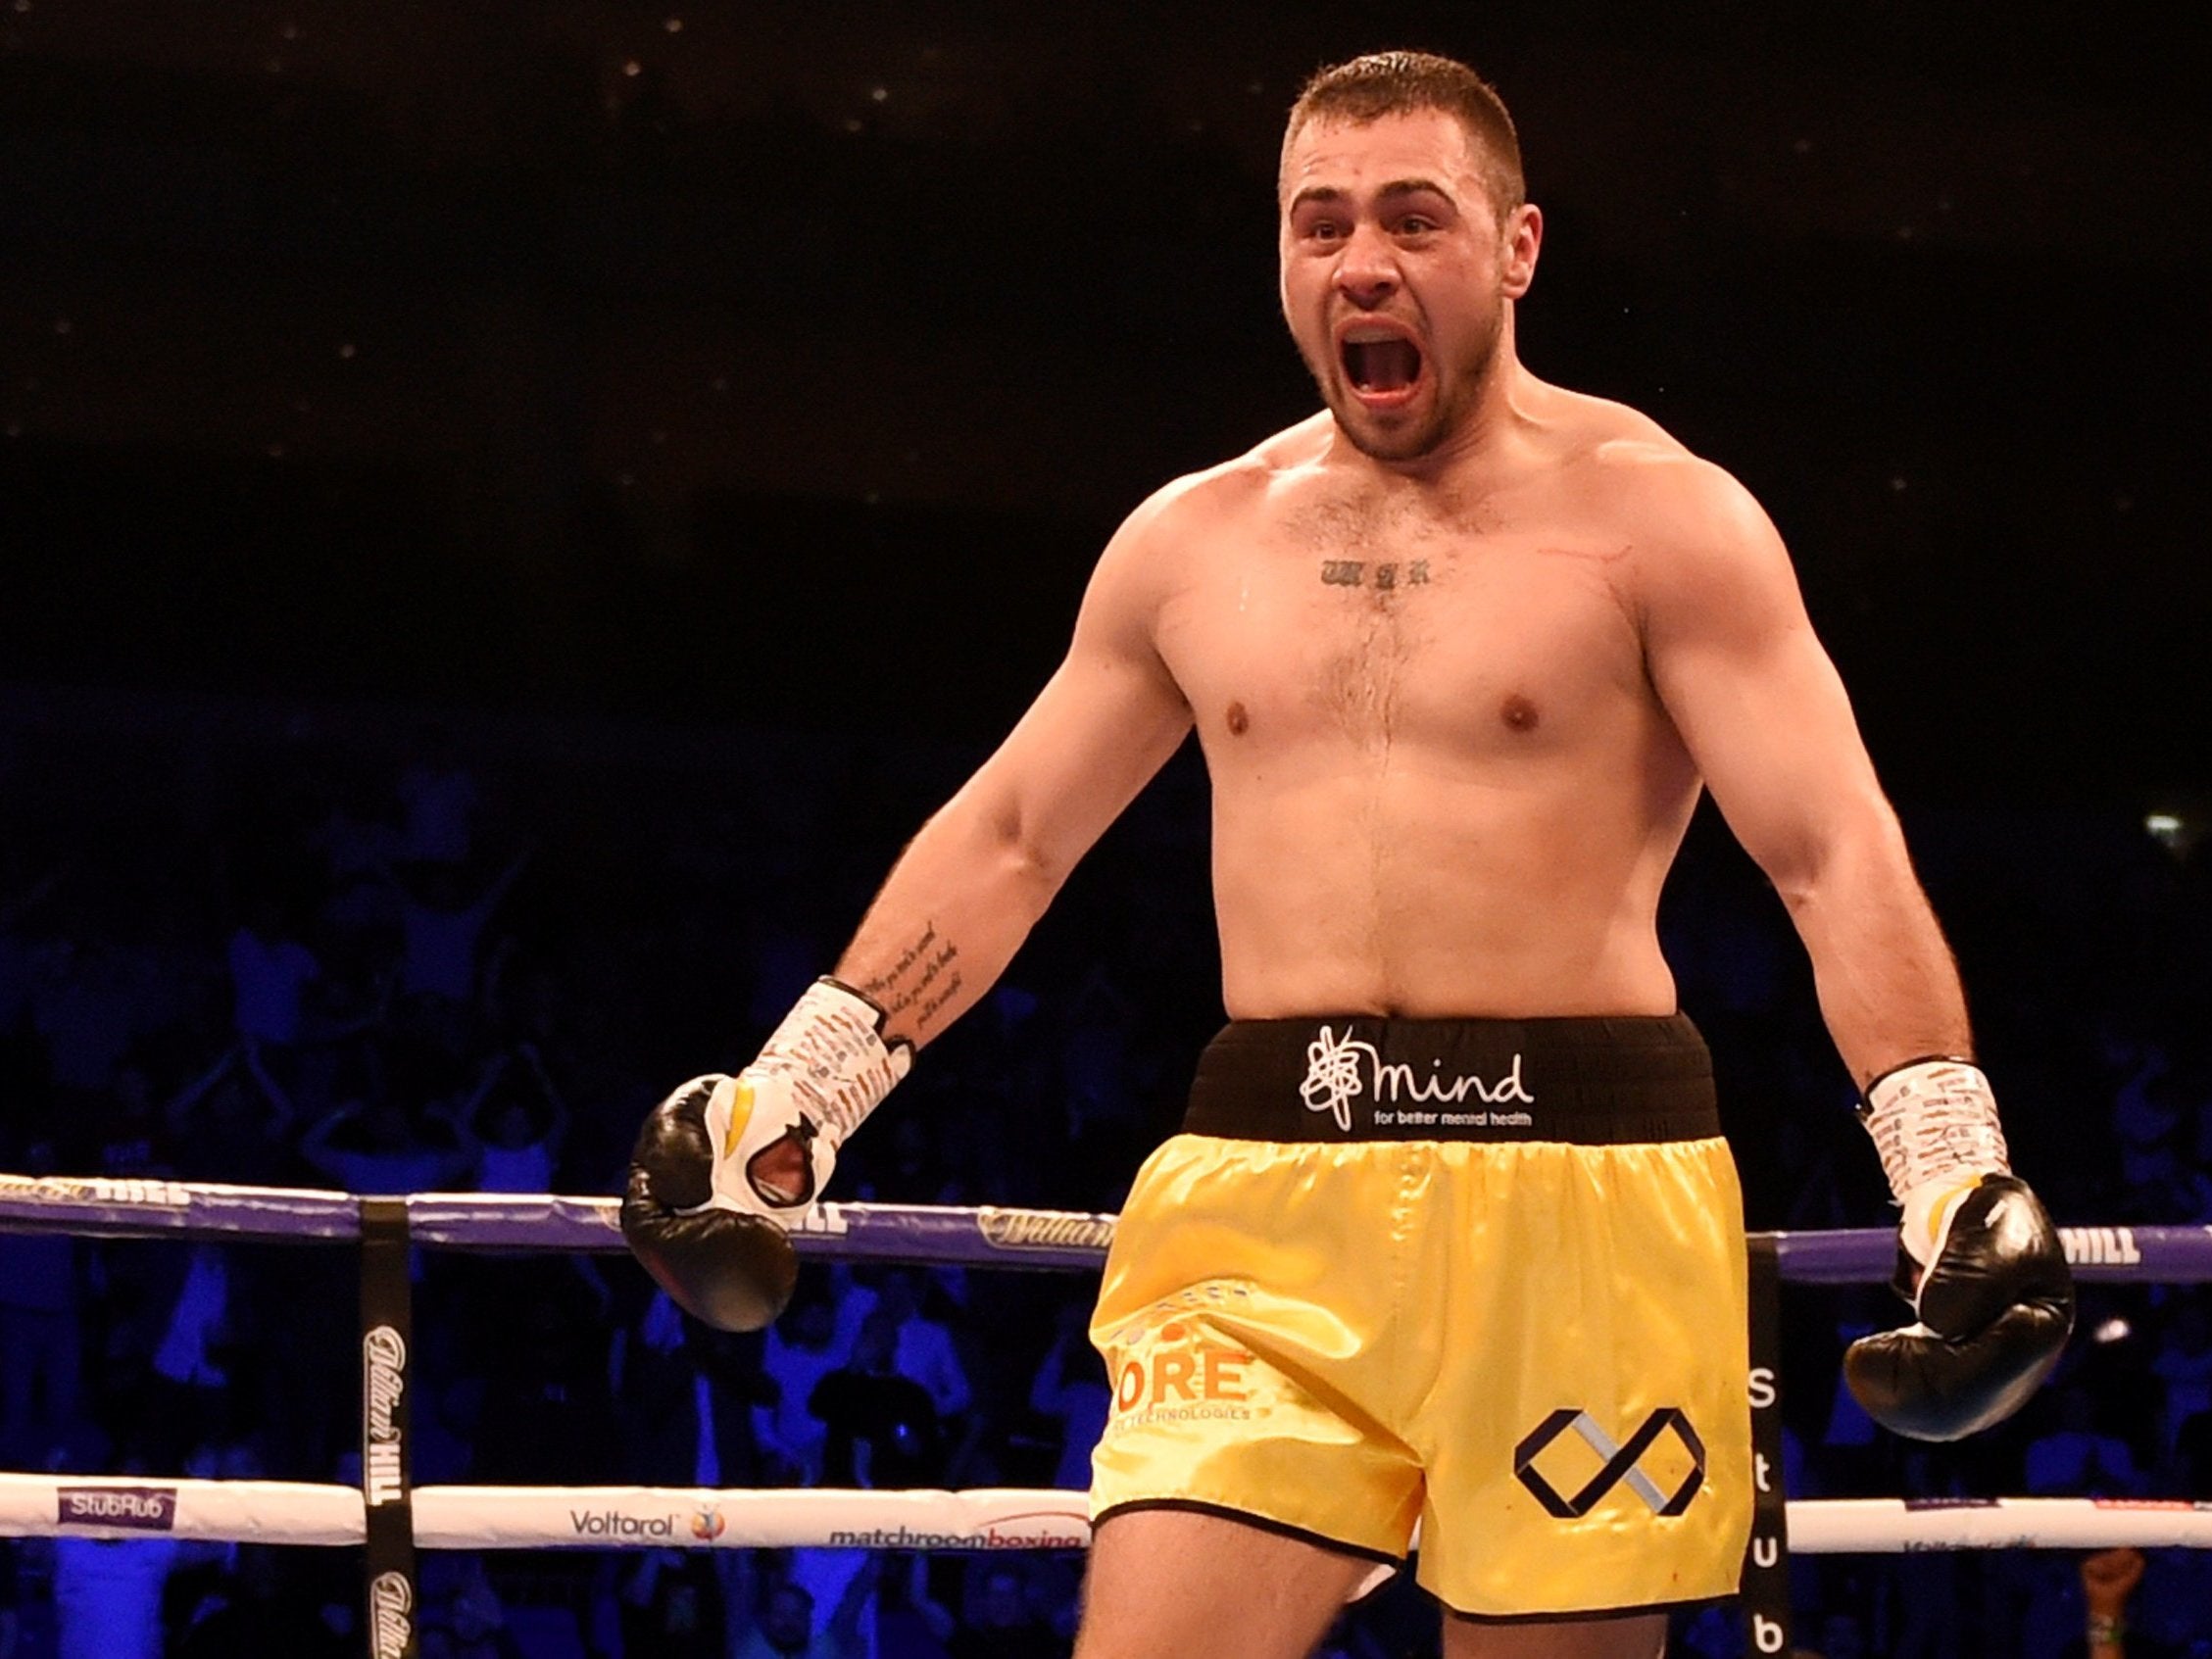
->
xmin=1376 ymin=178 xmax=1453 ymax=205
xmin=1287 ymin=179 xmax=1457 ymax=216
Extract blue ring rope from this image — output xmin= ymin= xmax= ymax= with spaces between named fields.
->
xmin=0 ymin=1175 xmax=2198 ymax=1281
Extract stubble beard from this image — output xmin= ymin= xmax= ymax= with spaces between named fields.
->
xmin=1312 ymin=307 xmax=1504 ymax=464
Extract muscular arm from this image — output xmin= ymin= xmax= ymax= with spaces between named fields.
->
xmin=1641 ymin=463 xmax=1968 ymax=1089
xmin=833 ymin=492 xmax=1196 ymax=1049
xmin=624 ymin=503 xmax=1193 ymax=1331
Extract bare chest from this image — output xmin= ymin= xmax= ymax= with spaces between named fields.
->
xmin=1157 ymin=491 xmax=1652 ymax=756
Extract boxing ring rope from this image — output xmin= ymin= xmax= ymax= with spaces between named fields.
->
xmin=3 ymin=1173 xmax=2194 ymax=1278
xmin=5 ymin=1474 xmax=2212 ymax=1553
xmin=4 ymin=1172 xmax=2209 ymax=1652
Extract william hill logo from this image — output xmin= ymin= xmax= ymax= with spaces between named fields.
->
xmin=2 ymin=1174 xmax=191 ymax=1209
xmin=363 ymin=1326 xmax=407 ymax=1507
xmin=2060 ymin=1227 xmax=2142 ymax=1267
xmin=369 ymin=1573 xmax=412 ymax=1659
xmin=977 ymin=1208 xmax=1115 ymax=1253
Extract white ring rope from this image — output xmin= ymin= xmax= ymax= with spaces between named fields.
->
xmin=4 ymin=1475 xmax=2207 ymax=1554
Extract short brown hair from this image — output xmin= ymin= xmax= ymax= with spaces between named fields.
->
xmin=1283 ymin=51 xmax=1525 ymax=215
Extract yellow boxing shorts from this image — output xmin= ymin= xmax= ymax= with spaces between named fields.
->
xmin=1088 ymin=1014 xmax=1752 ymax=1622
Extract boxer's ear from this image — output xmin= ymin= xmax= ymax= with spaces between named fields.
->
xmin=1500 ymin=203 xmax=1542 ymax=300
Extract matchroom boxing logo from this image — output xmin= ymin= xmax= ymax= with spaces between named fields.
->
xmin=826 ymin=1517 xmax=1091 ymax=1550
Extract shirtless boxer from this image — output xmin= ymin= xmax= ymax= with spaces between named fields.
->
xmin=624 ymin=51 xmax=2073 ymax=1659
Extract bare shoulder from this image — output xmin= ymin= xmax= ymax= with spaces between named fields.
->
xmin=1167 ymin=413 xmax=1334 ymax=514
xmin=1247 ymin=410 xmax=1337 ymax=471
xmin=1515 ymin=385 xmax=1802 ymax=643
xmin=1076 ymin=421 xmax=1309 ymax=649
xmin=1543 ymin=389 xmax=1791 ymax=591
xmin=1104 ymin=414 xmax=1329 ymax=564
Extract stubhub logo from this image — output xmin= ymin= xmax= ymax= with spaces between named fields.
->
xmin=58 ymin=1487 xmax=178 ymax=1532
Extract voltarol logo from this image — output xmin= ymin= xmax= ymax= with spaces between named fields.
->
xmin=369 ymin=1572 xmax=413 ymax=1659
xmin=691 ymin=1506 xmax=727 ymax=1542
xmin=1301 ymin=1026 xmax=1535 ymax=1133
xmin=56 ymin=1486 xmax=178 ymax=1532
xmin=363 ymin=1326 xmax=406 ymax=1506
xmin=570 ymin=1509 xmax=678 ymax=1539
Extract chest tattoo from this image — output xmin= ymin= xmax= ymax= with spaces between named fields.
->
xmin=1318 ymin=559 xmax=1431 ymax=590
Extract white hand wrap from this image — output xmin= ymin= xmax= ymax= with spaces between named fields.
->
xmin=750 ymin=977 xmax=912 ymax=1147
xmin=1861 ymin=1057 xmax=2011 ymax=1269
xmin=705 ymin=978 xmax=912 ymax=1213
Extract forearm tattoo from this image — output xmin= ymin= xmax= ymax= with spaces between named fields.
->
xmin=858 ymin=922 xmax=964 ymax=1034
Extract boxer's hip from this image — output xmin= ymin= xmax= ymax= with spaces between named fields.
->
xmin=1088 ymin=1013 xmax=1751 ymax=1618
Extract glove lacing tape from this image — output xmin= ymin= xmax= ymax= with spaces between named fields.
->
xmin=1860 ymin=1057 xmax=2012 ymax=1202
xmin=751 ymin=977 xmax=914 ymax=1149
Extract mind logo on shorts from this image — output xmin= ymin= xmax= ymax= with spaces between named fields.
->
xmin=1300 ymin=1025 xmax=1536 ymax=1133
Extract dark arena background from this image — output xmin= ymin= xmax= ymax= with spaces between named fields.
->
xmin=1 ymin=3 xmax=2208 ymax=1656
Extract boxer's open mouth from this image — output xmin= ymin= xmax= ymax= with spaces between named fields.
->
xmin=1340 ymin=327 xmax=1424 ymax=398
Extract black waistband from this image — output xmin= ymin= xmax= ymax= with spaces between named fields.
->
xmin=1181 ymin=1014 xmax=1718 ymax=1145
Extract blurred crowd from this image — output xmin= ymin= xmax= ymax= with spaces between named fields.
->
xmin=0 ymin=699 xmax=2207 ymax=1658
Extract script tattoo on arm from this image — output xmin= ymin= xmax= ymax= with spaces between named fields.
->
xmin=857 ymin=922 xmax=965 ymax=1036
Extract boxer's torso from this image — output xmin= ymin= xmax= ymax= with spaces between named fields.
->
xmin=1146 ymin=384 xmax=1709 ymax=1020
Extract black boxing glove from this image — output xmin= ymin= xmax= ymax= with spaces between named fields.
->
xmin=622 ymin=978 xmax=911 ymax=1333
xmin=1843 ymin=1059 xmax=2074 ymax=1441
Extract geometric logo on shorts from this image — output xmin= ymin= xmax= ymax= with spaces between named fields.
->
xmin=1513 ymin=1407 xmax=1705 ymax=1518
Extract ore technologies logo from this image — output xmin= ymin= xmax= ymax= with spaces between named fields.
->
xmin=363 ymin=1325 xmax=407 ymax=1507
xmin=1106 ymin=1320 xmax=1264 ymax=1436
xmin=56 ymin=1486 xmax=179 ymax=1533
xmin=1514 ymin=1407 xmax=1706 ymax=1519
xmin=369 ymin=1571 xmax=414 ymax=1659
xmin=1300 ymin=1025 xmax=1535 ymax=1133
